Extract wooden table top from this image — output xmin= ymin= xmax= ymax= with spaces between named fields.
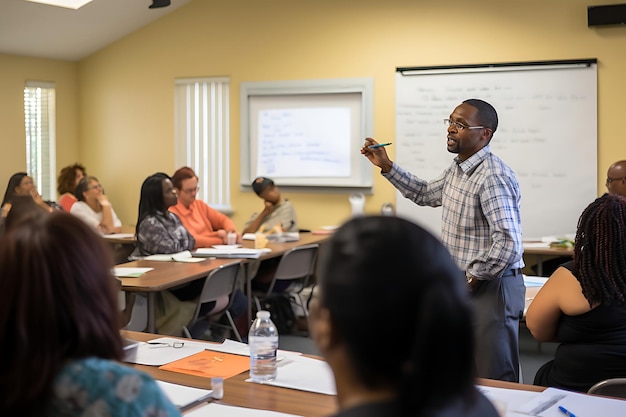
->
xmin=122 ymin=331 xmax=545 ymax=416
xmin=118 ymin=233 xmax=330 ymax=293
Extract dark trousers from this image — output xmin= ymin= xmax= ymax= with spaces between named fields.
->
xmin=471 ymin=268 xmax=525 ymax=382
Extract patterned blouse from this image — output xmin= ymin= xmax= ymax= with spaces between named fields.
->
xmin=48 ymin=357 xmax=181 ymax=416
xmin=132 ymin=211 xmax=195 ymax=257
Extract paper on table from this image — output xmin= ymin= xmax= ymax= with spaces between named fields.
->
xmin=123 ymin=337 xmax=207 ymax=365
xmin=523 ymin=242 xmax=552 ymax=248
xmin=103 ymin=233 xmax=135 ymax=239
xmin=523 ymin=275 xmax=549 ymax=287
xmin=113 ymin=267 xmax=153 ymax=277
xmin=156 ymin=380 xmax=213 ymax=411
xmin=186 ymin=402 xmax=303 ymax=417
xmin=193 ymin=247 xmax=271 ymax=259
xmin=144 ymin=250 xmax=206 ymax=262
xmin=515 ymin=386 xmax=626 ymax=416
xmin=159 ymin=350 xmax=250 ymax=379
xmin=477 ymin=385 xmax=540 ymax=416
xmin=203 ymin=338 xmax=300 ymax=360
xmin=246 ymin=355 xmax=336 ymax=395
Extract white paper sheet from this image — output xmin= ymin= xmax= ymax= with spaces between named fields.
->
xmin=246 ymin=355 xmax=336 ymax=396
xmin=478 ymin=385 xmax=540 ymax=416
xmin=185 ymin=402 xmax=303 ymax=417
xmin=515 ymin=386 xmax=626 ymax=416
xmin=113 ymin=267 xmax=153 ymax=277
xmin=156 ymin=380 xmax=213 ymax=410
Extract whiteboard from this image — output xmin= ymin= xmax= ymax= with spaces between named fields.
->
xmin=241 ymin=78 xmax=374 ymax=189
xmin=394 ymin=60 xmax=597 ymax=238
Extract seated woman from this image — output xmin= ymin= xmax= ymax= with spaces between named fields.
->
xmin=309 ymin=216 xmax=498 ymax=417
xmin=131 ymin=172 xmax=195 ymax=259
xmin=0 ymin=211 xmax=180 ymax=416
xmin=170 ymin=166 xmax=240 ymax=247
xmin=70 ymin=176 xmax=122 ymax=234
xmin=242 ymin=177 xmax=298 ymax=234
xmin=131 ymin=173 xmax=245 ymax=337
xmin=527 ymin=193 xmax=626 ymax=392
xmin=57 ymin=163 xmax=86 ymax=212
xmin=1 ymin=172 xmax=58 ymax=218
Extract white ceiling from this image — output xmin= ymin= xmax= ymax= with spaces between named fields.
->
xmin=0 ymin=0 xmax=191 ymax=61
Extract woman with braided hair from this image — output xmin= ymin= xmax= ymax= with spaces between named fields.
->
xmin=528 ymin=193 xmax=626 ymax=392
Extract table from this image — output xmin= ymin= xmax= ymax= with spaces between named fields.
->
xmin=523 ymin=244 xmax=573 ymax=276
xmin=121 ymin=330 xmax=546 ymax=417
xmin=119 ymin=258 xmax=241 ymax=333
xmin=119 ymin=233 xmax=330 ymax=333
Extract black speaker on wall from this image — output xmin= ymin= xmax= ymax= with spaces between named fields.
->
xmin=588 ymin=4 xmax=626 ymax=26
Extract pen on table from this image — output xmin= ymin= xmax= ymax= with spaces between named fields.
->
xmin=368 ymin=142 xmax=392 ymax=149
xmin=558 ymin=405 xmax=577 ymax=417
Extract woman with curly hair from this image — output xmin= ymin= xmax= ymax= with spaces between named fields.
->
xmin=527 ymin=193 xmax=626 ymax=392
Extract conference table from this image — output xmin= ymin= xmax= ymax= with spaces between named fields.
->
xmin=118 ymin=233 xmax=330 ymax=333
xmin=522 ymin=242 xmax=573 ymax=276
xmin=121 ymin=330 xmax=545 ymax=417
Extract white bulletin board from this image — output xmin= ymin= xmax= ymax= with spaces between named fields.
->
xmin=240 ymin=78 xmax=374 ymax=190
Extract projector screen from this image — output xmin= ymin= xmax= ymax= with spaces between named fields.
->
xmin=240 ymin=78 xmax=374 ymax=189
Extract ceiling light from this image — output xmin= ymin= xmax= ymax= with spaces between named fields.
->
xmin=24 ymin=0 xmax=93 ymax=10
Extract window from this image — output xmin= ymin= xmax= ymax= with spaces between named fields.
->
xmin=24 ymin=81 xmax=56 ymax=201
xmin=174 ymin=77 xmax=231 ymax=213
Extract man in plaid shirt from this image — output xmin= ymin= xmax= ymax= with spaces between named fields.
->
xmin=362 ymin=99 xmax=524 ymax=382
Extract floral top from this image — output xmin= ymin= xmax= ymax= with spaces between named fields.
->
xmin=131 ymin=211 xmax=195 ymax=258
xmin=48 ymin=357 xmax=181 ymax=417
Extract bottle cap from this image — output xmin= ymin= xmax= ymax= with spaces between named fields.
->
xmin=256 ymin=310 xmax=270 ymax=319
xmin=211 ymin=376 xmax=224 ymax=399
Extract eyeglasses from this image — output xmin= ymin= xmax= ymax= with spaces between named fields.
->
xmin=606 ymin=177 xmax=626 ymax=184
xmin=181 ymin=187 xmax=199 ymax=194
xmin=443 ymin=119 xmax=485 ymax=131
xmin=89 ymin=184 xmax=103 ymax=191
xmin=147 ymin=341 xmax=184 ymax=348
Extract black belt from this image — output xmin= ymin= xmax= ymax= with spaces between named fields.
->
xmin=502 ymin=268 xmax=522 ymax=276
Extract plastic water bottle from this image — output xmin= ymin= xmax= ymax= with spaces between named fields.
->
xmin=249 ymin=310 xmax=278 ymax=383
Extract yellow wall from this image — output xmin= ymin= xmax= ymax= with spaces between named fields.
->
xmin=4 ymin=0 xmax=626 ymax=231
xmin=0 ymin=54 xmax=79 ymax=194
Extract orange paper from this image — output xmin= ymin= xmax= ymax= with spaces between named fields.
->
xmin=159 ymin=350 xmax=250 ymax=379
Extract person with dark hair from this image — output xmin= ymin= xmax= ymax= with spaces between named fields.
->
xmin=132 ymin=172 xmax=246 ymax=337
xmin=527 ymin=193 xmax=626 ymax=392
xmin=0 ymin=212 xmax=180 ymax=416
xmin=169 ymin=166 xmax=240 ymax=247
xmin=361 ymin=99 xmax=525 ymax=382
xmin=242 ymin=176 xmax=298 ymax=234
xmin=309 ymin=216 xmax=499 ymax=417
xmin=70 ymin=175 xmax=122 ymax=234
xmin=57 ymin=163 xmax=86 ymax=211
xmin=132 ymin=172 xmax=194 ymax=258
xmin=1 ymin=172 xmax=57 ymax=217
xmin=605 ymin=160 xmax=626 ymax=197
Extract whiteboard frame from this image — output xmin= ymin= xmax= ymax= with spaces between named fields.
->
xmin=240 ymin=78 xmax=374 ymax=191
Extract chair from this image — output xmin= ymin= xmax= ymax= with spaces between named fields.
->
xmin=183 ymin=261 xmax=243 ymax=342
xmin=587 ymin=378 xmax=626 ymax=398
xmin=253 ymin=244 xmax=319 ymax=319
xmin=122 ymin=293 xmax=149 ymax=332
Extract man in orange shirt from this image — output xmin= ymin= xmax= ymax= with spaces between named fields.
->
xmin=170 ymin=167 xmax=240 ymax=248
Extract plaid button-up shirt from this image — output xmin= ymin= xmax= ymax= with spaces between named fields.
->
xmin=384 ymin=146 xmax=523 ymax=279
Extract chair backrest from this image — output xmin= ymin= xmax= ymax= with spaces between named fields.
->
xmin=122 ymin=293 xmax=148 ymax=332
xmin=587 ymin=378 xmax=626 ymax=398
xmin=268 ymin=243 xmax=319 ymax=293
xmin=190 ymin=261 xmax=242 ymax=323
